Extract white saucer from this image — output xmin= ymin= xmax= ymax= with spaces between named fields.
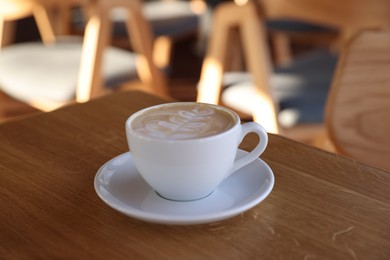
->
xmin=94 ymin=149 xmax=274 ymax=225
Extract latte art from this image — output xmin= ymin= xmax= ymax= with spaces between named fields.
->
xmin=132 ymin=103 xmax=236 ymax=140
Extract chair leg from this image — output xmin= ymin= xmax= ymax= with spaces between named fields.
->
xmin=237 ymin=1 xmax=279 ymax=133
xmin=224 ymin=27 xmax=245 ymax=71
xmin=54 ymin=2 xmax=71 ymax=35
xmin=32 ymin=4 xmax=56 ymax=45
xmin=125 ymin=2 xmax=168 ymax=96
xmin=197 ymin=3 xmax=233 ymax=104
xmin=76 ymin=3 xmax=110 ymax=102
xmin=0 ymin=19 xmax=15 ymax=49
xmin=153 ymin=36 xmax=173 ymax=70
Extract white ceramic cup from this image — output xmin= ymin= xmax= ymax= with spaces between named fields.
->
xmin=126 ymin=102 xmax=268 ymax=201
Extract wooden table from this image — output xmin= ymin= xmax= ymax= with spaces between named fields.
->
xmin=1 ymin=91 xmax=389 ymax=259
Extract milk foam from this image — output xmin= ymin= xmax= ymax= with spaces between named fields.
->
xmin=132 ymin=103 xmax=235 ymax=140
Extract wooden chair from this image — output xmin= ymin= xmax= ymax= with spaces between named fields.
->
xmin=324 ymin=30 xmax=390 ymax=172
xmin=0 ymin=0 xmax=167 ymax=112
xmin=196 ymin=0 xmax=390 ymax=137
xmin=68 ymin=0 xmax=208 ymax=72
xmin=266 ymin=19 xmax=339 ymax=66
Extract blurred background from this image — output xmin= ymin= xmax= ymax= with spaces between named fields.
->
xmin=1 ymin=0 xmax=389 ymax=170
xmin=0 ymin=0 xmax=207 ymax=120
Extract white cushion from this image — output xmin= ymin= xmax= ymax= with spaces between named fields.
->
xmin=0 ymin=37 xmax=138 ymax=103
xmin=222 ymin=50 xmax=338 ymax=127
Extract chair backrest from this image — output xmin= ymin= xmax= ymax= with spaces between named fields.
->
xmin=260 ymin=0 xmax=390 ymax=44
xmin=0 ymin=0 xmax=92 ymax=45
xmin=325 ymin=30 xmax=390 ymax=172
xmin=260 ymin=0 xmax=390 ymax=29
xmin=0 ymin=0 xmax=53 ymax=47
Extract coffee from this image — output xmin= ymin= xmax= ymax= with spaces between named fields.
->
xmin=131 ymin=103 xmax=236 ymax=140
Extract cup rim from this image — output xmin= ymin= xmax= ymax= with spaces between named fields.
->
xmin=126 ymin=102 xmax=241 ymax=143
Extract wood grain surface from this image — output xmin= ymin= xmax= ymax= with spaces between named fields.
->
xmin=1 ymin=91 xmax=389 ymax=259
xmin=325 ymin=31 xmax=390 ymax=172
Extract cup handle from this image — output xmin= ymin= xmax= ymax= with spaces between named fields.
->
xmin=229 ymin=122 xmax=268 ymax=175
